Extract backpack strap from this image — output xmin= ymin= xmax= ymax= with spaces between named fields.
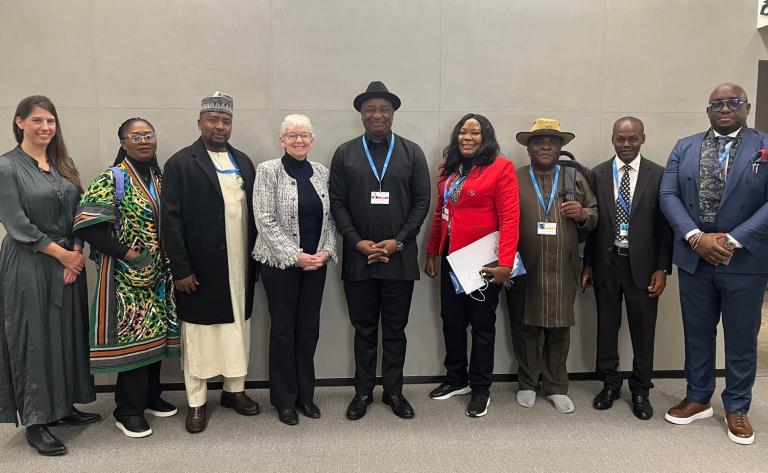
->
xmin=561 ymin=165 xmax=577 ymax=202
xmin=109 ymin=166 xmax=125 ymax=230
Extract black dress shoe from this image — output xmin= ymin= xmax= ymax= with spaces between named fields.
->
xmin=382 ymin=394 xmax=415 ymax=419
xmin=278 ymin=408 xmax=299 ymax=426
xmin=220 ymin=391 xmax=260 ymax=416
xmin=346 ymin=394 xmax=373 ymax=420
xmin=631 ymin=394 xmax=654 ymax=420
xmin=54 ymin=406 xmax=102 ymax=426
xmin=185 ymin=404 xmax=208 ymax=434
xmin=593 ymin=387 xmax=621 ymax=410
xmin=297 ymin=403 xmax=321 ymax=419
xmin=26 ymin=425 xmax=67 ymax=456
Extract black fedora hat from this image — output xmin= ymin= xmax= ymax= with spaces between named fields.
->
xmin=353 ymin=81 xmax=401 ymax=111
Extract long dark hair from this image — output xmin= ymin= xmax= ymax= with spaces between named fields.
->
xmin=114 ymin=117 xmax=161 ymax=176
xmin=13 ymin=95 xmax=83 ymax=192
xmin=441 ymin=113 xmax=500 ymax=178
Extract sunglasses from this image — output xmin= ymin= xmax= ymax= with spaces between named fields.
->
xmin=708 ymin=99 xmax=746 ymax=112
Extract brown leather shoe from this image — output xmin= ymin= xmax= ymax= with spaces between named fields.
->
xmin=185 ymin=404 xmax=207 ymax=433
xmin=664 ymin=398 xmax=713 ymax=425
xmin=726 ymin=412 xmax=754 ymax=445
xmin=220 ymin=391 xmax=260 ymax=416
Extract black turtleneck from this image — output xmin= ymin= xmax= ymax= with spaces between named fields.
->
xmin=281 ymin=153 xmax=322 ymax=254
xmin=129 ymin=156 xmax=152 ymax=184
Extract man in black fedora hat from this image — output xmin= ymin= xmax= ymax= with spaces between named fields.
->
xmin=329 ymin=81 xmax=431 ymax=420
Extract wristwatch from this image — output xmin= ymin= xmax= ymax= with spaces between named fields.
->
xmin=723 ymin=234 xmax=738 ymax=251
xmin=395 ymin=240 xmax=404 ymax=252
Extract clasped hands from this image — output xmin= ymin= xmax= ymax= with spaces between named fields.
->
xmin=356 ymin=239 xmax=398 ymax=264
xmin=297 ymin=250 xmax=330 ymax=271
xmin=691 ymin=232 xmax=734 ymax=266
xmin=61 ymin=247 xmax=85 ymax=285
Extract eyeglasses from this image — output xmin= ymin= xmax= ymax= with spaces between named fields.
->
xmin=125 ymin=133 xmax=156 ymax=144
xmin=283 ymin=132 xmax=313 ymax=141
xmin=708 ymin=99 xmax=746 ymax=112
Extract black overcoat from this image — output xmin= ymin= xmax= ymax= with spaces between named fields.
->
xmin=161 ymin=137 xmax=258 ymax=324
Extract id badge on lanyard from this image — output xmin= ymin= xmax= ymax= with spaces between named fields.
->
xmin=530 ymin=165 xmax=560 ymax=237
xmin=363 ymin=134 xmax=395 ymax=205
xmin=619 ymin=223 xmax=629 ymax=237
xmin=441 ymin=173 xmax=464 ymax=222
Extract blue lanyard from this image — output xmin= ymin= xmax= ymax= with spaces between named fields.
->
xmin=529 ymin=165 xmax=560 ymax=217
xmin=719 ymin=141 xmax=733 ymax=167
xmin=362 ymin=133 xmax=395 ymax=190
xmin=612 ymin=160 xmax=631 ymax=216
xmin=443 ymin=172 xmax=466 ymax=204
xmin=148 ymin=176 xmax=159 ymax=207
xmin=212 ymin=151 xmax=241 ymax=175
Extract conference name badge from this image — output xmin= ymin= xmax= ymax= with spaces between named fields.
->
xmin=442 ymin=206 xmax=449 ymax=221
xmin=619 ymin=223 xmax=629 ymax=237
xmin=537 ymin=222 xmax=557 ymax=236
xmin=371 ymin=191 xmax=390 ymax=205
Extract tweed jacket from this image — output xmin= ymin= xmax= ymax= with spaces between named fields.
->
xmin=251 ymin=157 xmax=337 ymax=268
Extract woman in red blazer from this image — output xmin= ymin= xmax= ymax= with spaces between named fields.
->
xmin=424 ymin=113 xmax=519 ymax=417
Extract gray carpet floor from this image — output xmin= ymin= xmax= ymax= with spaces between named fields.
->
xmin=1 ymin=378 xmax=767 ymax=473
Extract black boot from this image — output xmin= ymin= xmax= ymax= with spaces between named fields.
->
xmin=26 ymin=425 xmax=67 ymax=456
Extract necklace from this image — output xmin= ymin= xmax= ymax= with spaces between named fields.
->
xmin=38 ymin=164 xmax=65 ymax=200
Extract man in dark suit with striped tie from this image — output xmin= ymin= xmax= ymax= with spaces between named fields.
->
xmin=581 ymin=116 xmax=673 ymax=420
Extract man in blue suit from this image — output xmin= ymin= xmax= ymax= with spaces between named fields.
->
xmin=659 ymin=83 xmax=768 ymax=445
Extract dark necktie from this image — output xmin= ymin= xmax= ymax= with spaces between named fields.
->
xmin=615 ymin=164 xmax=631 ymax=244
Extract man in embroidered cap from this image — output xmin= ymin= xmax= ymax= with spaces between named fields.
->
xmin=506 ymin=118 xmax=597 ymax=414
xmin=660 ymin=83 xmax=768 ymax=445
xmin=161 ymin=91 xmax=260 ymax=433
xmin=329 ymin=81 xmax=431 ymax=420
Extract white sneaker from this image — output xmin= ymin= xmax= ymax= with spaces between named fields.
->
xmin=115 ymin=417 xmax=152 ymax=438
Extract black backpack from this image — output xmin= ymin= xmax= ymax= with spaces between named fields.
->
xmin=557 ymin=150 xmax=593 ymax=243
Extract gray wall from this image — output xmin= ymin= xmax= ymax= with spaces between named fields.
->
xmin=1 ymin=0 xmax=767 ymax=384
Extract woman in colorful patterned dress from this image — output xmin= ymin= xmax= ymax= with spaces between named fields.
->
xmin=74 ymin=117 xmax=179 ymax=438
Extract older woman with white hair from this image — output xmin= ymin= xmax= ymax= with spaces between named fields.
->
xmin=252 ymin=114 xmax=337 ymax=425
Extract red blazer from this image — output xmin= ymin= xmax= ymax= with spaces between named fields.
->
xmin=427 ymin=156 xmax=519 ymax=266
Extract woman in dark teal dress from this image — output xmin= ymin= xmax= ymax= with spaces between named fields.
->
xmin=0 ymin=96 xmax=99 ymax=456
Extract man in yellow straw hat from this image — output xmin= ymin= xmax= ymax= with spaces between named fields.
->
xmin=506 ymin=118 xmax=598 ymax=413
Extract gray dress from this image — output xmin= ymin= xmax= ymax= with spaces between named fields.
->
xmin=0 ymin=146 xmax=95 ymax=426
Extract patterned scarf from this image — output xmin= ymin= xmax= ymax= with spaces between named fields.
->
xmin=698 ymin=128 xmax=744 ymax=225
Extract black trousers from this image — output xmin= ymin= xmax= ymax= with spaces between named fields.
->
xmin=440 ymin=256 xmax=500 ymax=395
xmin=262 ymin=264 xmax=327 ymax=409
xmin=343 ymin=279 xmax=414 ymax=396
xmin=114 ymin=361 xmax=162 ymax=417
xmin=594 ymin=251 xmax=658 ymax=396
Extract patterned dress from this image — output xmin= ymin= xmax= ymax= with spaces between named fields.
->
xmin=74 ymin=159 xmax=179 ymax=374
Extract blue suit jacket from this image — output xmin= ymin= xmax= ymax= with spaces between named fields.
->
xmin=659 ymin=127 xmax=768 ymax=274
